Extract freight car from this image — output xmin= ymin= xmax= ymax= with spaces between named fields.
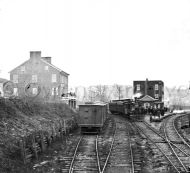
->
xmin=109 ymin=99 xmax=134 ymax=117
xmin=77 ymin=103 xmax=107 ymax=133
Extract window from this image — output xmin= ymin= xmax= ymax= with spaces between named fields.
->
xmin=155 ymin=94 xmax=159 ymax=98
xmin=56 ymin=87 xmax=58 ymax=95
xmin=52 ymin=74 xmax=57 ymax=83
xmin=155 ymin=84 xmax=158 ymax=90
xmin=44 ymin=66 xmax=49 ymax=70
xmin=52 ymin=87 xmax=58 ymax=95
xmin=61 ymin=76 xmax=64 ymax=83
xmin=51 ymin=87 xmax=58 ymax=95
xmin=32 ymin=88 xmax=38 ymax=95
xmin=61 ymin=75 xmax=68 ymax=83
xmin=21 ymin=66 xmax=25 ymax=72
xmin=137 ymin=84 xmax=140 ymax=91
xmin=13 ymin=74 xmax=18 ymax=83
xmin=13 ymin=88 xmax=18 ymax=96
xmin=32 ymin=75 xmax=37 ymax=83
xmin=52 ymin=88 xmax=55 ymax=95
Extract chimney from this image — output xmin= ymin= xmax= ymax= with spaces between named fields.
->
xmin=30 ymin=51 xmax=41 ymax=60
xmin=42 ymin=57 xmax=52 ymax=64
xmin=145 ymin=78 xmax=148 ymax=95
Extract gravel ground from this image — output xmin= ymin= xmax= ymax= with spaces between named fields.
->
xmin=10 ymin=114 xmax=178 ymax=173
xmin=133 ymin=114 xmax=177 ymax=173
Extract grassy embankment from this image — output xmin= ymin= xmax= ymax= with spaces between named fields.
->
xmin=0 ymin=98 xmax=78 ymax=172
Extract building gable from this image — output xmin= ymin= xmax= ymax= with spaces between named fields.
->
xmin=9 ymin=51 xmax=69 ymax=76
xmin=9 ymin=60 xmax=29 ymax=74
xmin=40 ymin=59 xmax=69 ymax=76
xmin=139 ymin=95 xmax=158 ymax=102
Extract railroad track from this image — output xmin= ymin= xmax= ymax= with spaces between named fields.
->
xmin=61 ymin=115 xmax=144 ymax=173
xmin=134 ymin=120 xmax=186 ymax=173
xmin=163 ymin=114 xmax=190 ymax=172
xmin=101 ymin=115 xmax=142 ymax=173
xmin=60 ymin=117 xmax=116 ymax=173
xmin=69 ymin=135 xmax=100 ymax=172
xmin=97 ymin=117 xmax=116 ymax=173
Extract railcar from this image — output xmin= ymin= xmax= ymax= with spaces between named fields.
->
xmin=180 ymin=115 xmax=190 ymax=129
xmin=109 ymin=99 xmax=134 ymax=117
xmin=77 ymin=103 xmax=107 ymax=133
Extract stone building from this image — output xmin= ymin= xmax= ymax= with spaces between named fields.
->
xmin=9 ymin=51 xmax=69 ymax=101
xmin=133 ymin=78 xmax=164 ymax=108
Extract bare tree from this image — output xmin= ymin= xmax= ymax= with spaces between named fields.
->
xmin=113 ymin=84 xmax=123 ymax=100
xmin=165 ymin=86 xmax=189 ymax=110
xmin=125 ymin=85 xmax=132 ymax=98
xmin=92 ymin=85 xmax=109 ymax=102
xmin=88 ymin=86 xmax=97 ymax=102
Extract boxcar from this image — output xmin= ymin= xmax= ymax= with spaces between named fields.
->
xmin=77 ymin=103 xmax=107 ymax=133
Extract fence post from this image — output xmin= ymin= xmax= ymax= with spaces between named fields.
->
xmin=64 ymin=119 xmax=67 ymax=144
xmin=40 ymin=131 xmax=45 ymax=152
xmin=60 ymin=120 xmax=63 ymax=142
xmin=20 ymin=138 xmax=26 ymax=164
xmin=32 ymin=133 xmax=38 ymax=160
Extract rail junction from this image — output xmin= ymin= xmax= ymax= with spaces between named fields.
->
xmin=30 ymin=112 xmax=190 ymax=173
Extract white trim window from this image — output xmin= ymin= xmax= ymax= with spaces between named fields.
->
xmin=52 ymin=74 xmax=57 ymax=83
xmin=56 ymin=87 xmax=58 ymax=95
xmin=52 ymin=88 xmax=55 ymax=95
xmin=61 ymin=75 xmax=68 ymax=84
xmin=21 ymin=66 xmax=25 ymax=72
xmin=61 ymin=76 xmax=64 ymax=83
xmin=32 ymin=88 xmax=38 ymax=95
xmin=137 ymin=84 xmax=140 ymax=91
xmin=155 ymin=94 xmax=159 ymax=98
xmin=155 ymin=84 xmax=159 ymax=90
xmin=13 ymin=74 xmax=18 ymax=83
xmin=52 ymin=87 xmax=58 ymax=95
xmin=13 ymin=88 xmax=18 ymax=96
xmin=32 ymin=75 xmax=37 ymax=83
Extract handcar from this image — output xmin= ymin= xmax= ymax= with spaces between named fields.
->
xmin=77 ymin=103 xmax=107 ymax=134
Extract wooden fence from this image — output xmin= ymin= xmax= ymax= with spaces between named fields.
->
xmin=19 ymin=118 xmax=77 ymax=164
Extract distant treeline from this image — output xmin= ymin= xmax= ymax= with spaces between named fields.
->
xmin=170 ymin=105 xmax=190 ymax=110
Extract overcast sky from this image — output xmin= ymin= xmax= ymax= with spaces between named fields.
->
xmin=0 ymin=0 xmax=190 ymax=88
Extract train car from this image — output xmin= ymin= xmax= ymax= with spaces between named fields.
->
xmin=180 ymin=115 xmax=190 ymax=129
xmin=77 ymin=103 xmax=107 ymax=133
xmin=109 ymin=99 xmax=134 ymax=117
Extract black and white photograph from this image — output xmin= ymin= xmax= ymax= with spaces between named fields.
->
xmin=1 ymin=0 xmax=190 ymax=172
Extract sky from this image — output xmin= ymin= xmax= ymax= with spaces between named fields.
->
xmin=0 ymin=0 xmax=190 ymax=88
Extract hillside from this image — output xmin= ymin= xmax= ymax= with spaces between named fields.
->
xmin=0 ymin=98 xmax=77 ymax=172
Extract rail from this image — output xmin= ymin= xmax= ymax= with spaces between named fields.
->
xmin=101 ymin=123 xmax=116 ymax=173
xmin=163 ymin=114 xmax=190 ymax=172
xmin=133 ymin=121 xmax=181 ymax=173
xmin=128 ymin=122 xmax=135 ymax=173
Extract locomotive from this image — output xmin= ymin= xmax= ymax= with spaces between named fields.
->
xmin=108 ymin=98 xmax=167 ymax=121
xmin=109 ymin=99 xmax=135 ymax=117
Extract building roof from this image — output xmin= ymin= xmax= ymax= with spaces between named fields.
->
xmin=9 ymin=54 xmax=69 ymax=75
xmin=139 ymin=95 xmax=158 ymax=102
xmin=9 ymin=60 xmax=28 ymax=73
xmin=0 ymin=78 xmax=8 ymax=83
xmin=40 ymin=59 xmax=69 ymax=75
xmin=133 ymin=80 xmax=164 ymax=84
